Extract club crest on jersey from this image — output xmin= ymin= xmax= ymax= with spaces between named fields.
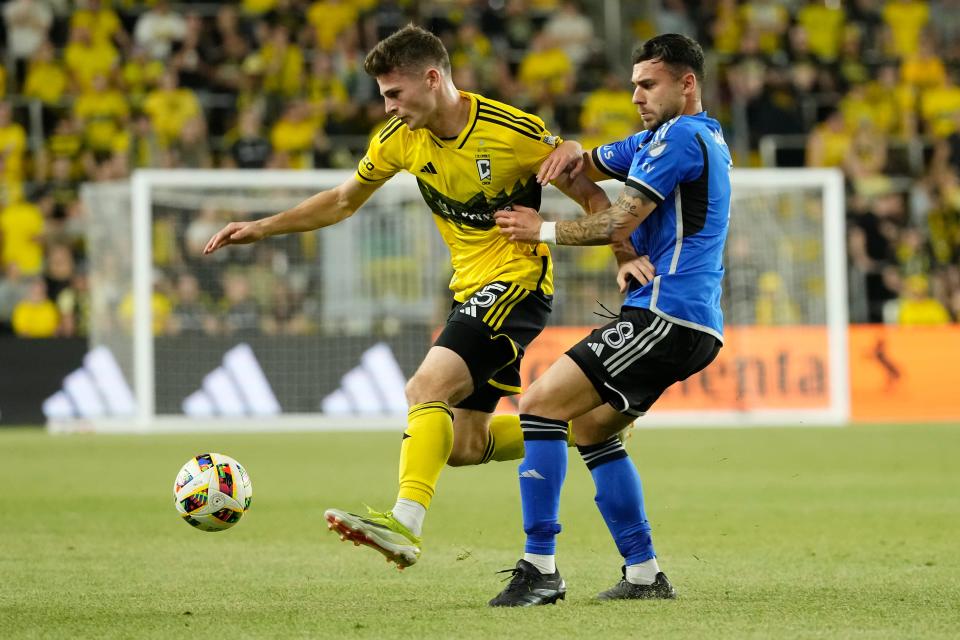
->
xmin=476 ymin=155 xmax=492 ymax=185
xmin=647 ymin=141 xmax=667 ymax=157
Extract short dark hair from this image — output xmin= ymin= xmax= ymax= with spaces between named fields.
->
xmin=364 ymin=24 xmax=451 ymax=77
xmin=632 ymin=33 xmax=705 ymax=82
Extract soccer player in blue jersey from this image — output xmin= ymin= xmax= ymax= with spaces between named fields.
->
xmin=487 ymin=33 xmax=731 ymax=606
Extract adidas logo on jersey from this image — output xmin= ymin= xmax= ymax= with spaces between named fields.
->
xmin=420 ymin=162 xmax=438 ymax=174
xmin=459 ymin=305 xmax=477 ymax=317
xmin=588 ymin=342 xmax=605 ymax=356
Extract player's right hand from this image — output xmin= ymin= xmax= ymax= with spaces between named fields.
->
xmin=203 ymin=221 xmax=265 ymax=255
xmin=537 ymin=140 xmax=584 ymax=185
xmin=616 ymin=255 xmax=655 ymax=293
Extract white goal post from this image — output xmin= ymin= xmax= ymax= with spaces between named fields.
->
xmin=62 ymin=168 xmax=847 ymax=433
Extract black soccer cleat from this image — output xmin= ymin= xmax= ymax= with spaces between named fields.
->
xmin=596 ymin=567 xmax=677 ymax=601
xmin=489 ymin=560 xmax=566 ymax=607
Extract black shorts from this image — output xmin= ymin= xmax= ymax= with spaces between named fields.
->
xmin=434 ymin=281 xmax=552 ymax=413
xmin=566 ymin=307 xmax=721 ymax=417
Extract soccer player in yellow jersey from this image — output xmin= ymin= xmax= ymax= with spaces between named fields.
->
xmin=204 ymin=25 xmax=611 ymax=569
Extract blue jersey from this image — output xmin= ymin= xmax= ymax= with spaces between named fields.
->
xmin=591 ymin=112 xmax=732 ymax=341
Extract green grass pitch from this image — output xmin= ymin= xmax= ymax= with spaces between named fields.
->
xmin=2 ymin=423 xmax=958 ymax=639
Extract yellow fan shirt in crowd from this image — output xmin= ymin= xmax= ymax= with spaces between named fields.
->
xmin=882 ymin=0 xmax=929 ymax=58
xmin=0 ymin=119 xmax=27 ymax=179
xmin=920 ymin=83 xmax=960 ymax=137
xmin=529 ymin=0 xmax=560 ymax=10
xmin=260 ymin=41 xmax=305 ymax=98
xmin=47 ymin=127 xmax=84 ymax=164
xmin=0 ymin=200 xmax=44 ymax=276
xmin=797 ymin=2 xmax=845 ymax=61
xmin=711 ymin=0 xmax=741 ymax=56
xmin=356 ymin=91 xmax=561 ymax=301
xmin=739 ymin=0 xmax=790 ymax=55
xmin=270 ymin=116 xmax=317 ymax=169
xmin=450 ymin=32 xmax=492 ymax=73
xmin=120 ymin=291 xmax=173 ymax=335
xmin=807 ymin=123 xmax=851 ymax=167
xmin=901 ymin=53 xmax=946 ymax=90
xmin=70 ymin=7 xmax=123 ymax=45
xmin=12 ymin=298 xmax=59 ymax=338
xmin=64 ymin=39 xmax=119 ymax=90
xmin=899 ymin=297 xmax=951 ymax=324
xmin=579 ymin=87 xmax=640 ymax=152
xmin=308 ymin=75 xmax=349 ymax=107
xmin=307 ymin=1 xmax=359 ymax=51
xmin=839 ymin=85 xmax=906 ymax=135
xmin=74 ymin=88 xmax=130 ymax=153
xmin=517 ymin=47 xmax=573 ymax=97
xmin=241 ymin=0 xmax=277 ymax=15
xmin=865 ymin=80 xmax=916 ymax=138
xmin=122 ymin=57 xmax=165 ymax=108
xmin=24 ymin=59 xmax=67 ymax=105
xmin=143 ymin=87 xmax=201 ymax=146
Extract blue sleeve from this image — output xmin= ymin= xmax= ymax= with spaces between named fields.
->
xmin=625 ymin=121 xmax=704 ymax=204
xmin=590 ymin=132 xmax=646 ymax=181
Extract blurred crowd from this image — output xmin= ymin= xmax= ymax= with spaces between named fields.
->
xmin=1 ymin=0 xmax=959 ymax=339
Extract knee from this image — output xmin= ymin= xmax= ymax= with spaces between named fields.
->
xmin=405 ymin=374 xmax=441 ymax=406
xmin=517 ymin=383 xmax=551 ymax=416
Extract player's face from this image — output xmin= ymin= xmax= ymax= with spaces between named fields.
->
xmin=631 ymin=60 xmax=687 ymax=130
xmin=376 ymin=68 xmax=437 ymax=130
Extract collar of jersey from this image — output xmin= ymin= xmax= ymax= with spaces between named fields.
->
xmin=427 ymin=91 xmax=479 ymax=149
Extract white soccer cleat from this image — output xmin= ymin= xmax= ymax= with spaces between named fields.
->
xmin=324 ymin=507 xmax=422 ymax=569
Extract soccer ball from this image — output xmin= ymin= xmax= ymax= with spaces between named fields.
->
xmin=173 ymin=453 xmax=253 ymax=532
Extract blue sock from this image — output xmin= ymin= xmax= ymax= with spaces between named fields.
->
xmin=579 ymin=436 xmax=655 ymax=565
xmin=518 ymin=414 xmax=568 ymax=556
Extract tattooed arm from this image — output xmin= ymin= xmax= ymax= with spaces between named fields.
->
xmin=494 ymin=185 xmax=657 ymax=246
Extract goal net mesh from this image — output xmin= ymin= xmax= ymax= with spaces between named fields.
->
xmin=79 ymin=170 xmax=844 ymax=427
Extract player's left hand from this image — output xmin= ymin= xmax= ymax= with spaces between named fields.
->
xmin=494 ymin=205 xmax=543 ymax=243
xmin=617 ymin=254 xmax=656 ymax=293
xmin=537 ymin=140 xmax=583 ymax=185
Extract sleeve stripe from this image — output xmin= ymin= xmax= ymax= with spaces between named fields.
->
xmin=475 ymin=116 xmax=542 ymax=142
xmin=477 ymin=104 xmax=544 ymax=135
xmin=591 ymin=147 xmax=627 ymax=181
xmin=625 ymin=177 xmax=665 ymax=204
xmin=378 ymin=119 xmax=405 ymax=143
xmin=374 ymin=117 xmax=397 ymax=136
xmin=376 ymin=116 xmax=400 ymax=138
xmin=355 ymin=169 xmax=385 ymax=183
xmin=476 ymin=100 xmax=545 ymax=132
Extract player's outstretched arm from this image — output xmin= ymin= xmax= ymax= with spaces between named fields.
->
xmin=494 ymin=185 xmax=656 ymax=247
xmin=203 ymin=178 xmax=381 ymax=255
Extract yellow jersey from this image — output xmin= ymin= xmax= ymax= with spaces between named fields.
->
xmin=1 ymin=200 xmax=45 ymax=275
xmin=355 ymin=91 xmax=561 ymax=302
xmin=13 ymin=299 xmax=59 ymax=338
xmin=24 ymin=61 xmax=67 ymax=105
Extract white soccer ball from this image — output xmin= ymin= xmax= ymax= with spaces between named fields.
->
xmin=173 ymin=453 xmax=253 ymax=532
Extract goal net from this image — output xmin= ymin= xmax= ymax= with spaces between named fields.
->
xmin=65 ymin=168 xmax=847 ymax=432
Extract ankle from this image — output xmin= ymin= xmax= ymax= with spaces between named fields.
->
xmin=524 ymin=553 xmax=556 ymax=575
xmin=391 ymin=498 xmax=426 ymax=536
